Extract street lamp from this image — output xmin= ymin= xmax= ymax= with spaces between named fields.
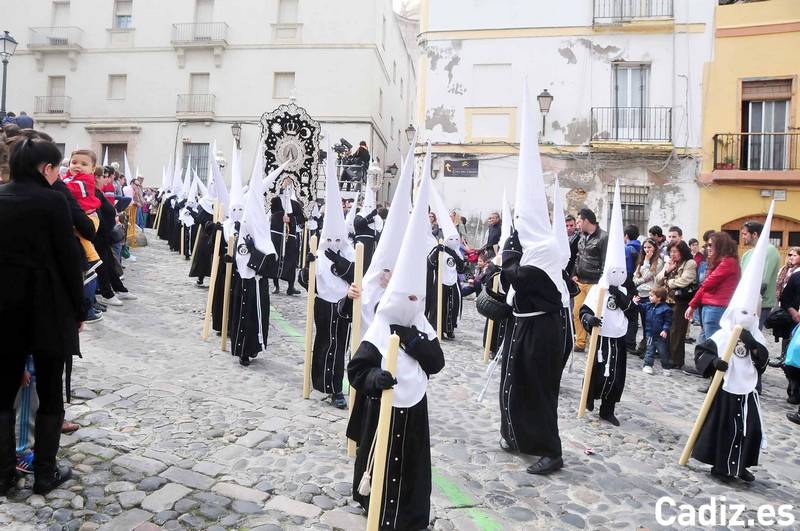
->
xmin=0 ymin=30 xmax=18 ymax=121
xmin=536 ymin=89 xmax=553 ymax=139
xmin=405 ymin=124 xmax=416 ymax=144
xmin=231 ymin=122 xmax=242 ymax=150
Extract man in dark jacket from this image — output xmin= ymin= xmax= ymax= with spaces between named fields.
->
xmin=571 ymin=208 xmax=608 ymax=352
xmin=481 ymin=212 xmax=501 ymax=258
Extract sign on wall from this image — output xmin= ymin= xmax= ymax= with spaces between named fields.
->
xmin=444 ymin=159 xmax=479 ymax=177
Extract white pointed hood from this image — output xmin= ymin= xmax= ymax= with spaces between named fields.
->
xmin=551 ymin=178 xmax=571 ymax=269
xmin=711 ymin=201 xmax=775 ymax=394
xmin=429 ymin=183 xmax=460 ymax=251
xmin=316 ymin=148 xmax=356 ymax=303
xmin=160 ymin=165 xmax=170 ymax=192
xmin=236 ymin=147 xmax=291 ymax=280
xmin=345 ymin=193 xmax=358 ymax=235
xmin=599 ymin=180 xmax=627 ymax=289
xmin=361 ymin=136 xmax=417 ymax=331
xmin=178 ymin=154 xmax=193 ymax=201
xmin=123 ymin=152 xmax=133 ymax=185
xmin=170 ymin=156 xmax=183 ymax=197
xmin=357 ymin=186 xmax=384 ymax=232
xmin=363 ymin=146 xmax=436 ymax=408
xmin=206 ymin=140 xmax=229 ymax=216
xmin=102 ymin=148 xmax=109 ymax=168
xmin=496 ymin=188 xmax=513 ymax=266
xmin=512 ymin=81 xmax=567 ymax=304
xmin=228 ymin=147 xmax=245 ymax=223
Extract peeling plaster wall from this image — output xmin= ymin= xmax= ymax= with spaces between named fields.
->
xmin=431 ymin=154 xmax=701 ymax=245
xmin=420 ymin=0 xmax=715 ymax=242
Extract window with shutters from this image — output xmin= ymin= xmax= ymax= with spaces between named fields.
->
xmin=741 ymin=79 xmax=792 ymax=170
xmin=183 ymin=143 xmax=210 ymax=184
xmin=113 ymin=0 xmax=133 ymax=28
xmin=606 ymin=185 xmax=649 ymax=230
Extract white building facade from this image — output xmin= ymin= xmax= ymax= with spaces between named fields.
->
xmin=2 ymin=0 xmax=416 ymax=195
xmin=417 ymin=0 xmax=714 ymax=242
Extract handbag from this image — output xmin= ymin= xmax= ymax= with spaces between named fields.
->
xmin=766 ymin=307 xmax=795 ymax=339
xmin=785 ymin=324 xmax=800 ymax=369
xmin=476 ymin=287 xmax=512 ymax=321
xmin=672 ymin=283 xmax=698 ymax=303
xmin=111 ymin=223 xmax=126 ymax=244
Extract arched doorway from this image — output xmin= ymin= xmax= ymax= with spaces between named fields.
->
xmin=721 ymin=214 xmax=800 ymax=261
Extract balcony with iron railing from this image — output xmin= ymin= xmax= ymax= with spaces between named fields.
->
xmin=593 ymin=0 xmax=674 ymax=25
xmin=710 ymin=133 xmax=800 ymax=183
xmin=33 ymin=96 xmax=71 ymax=121
xmin=171 ymin=23 xmax=228 ymax=46
xmin=176 ymin=94 xmax=215 ymax=120
xmin=590 ymin=107 xmax=672 ymax=145
xmin=28 ymin=27 xmax=83 ymax=49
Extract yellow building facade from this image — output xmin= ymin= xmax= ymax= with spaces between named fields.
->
xmin=700 ymin=0 xmax=800 ymax=254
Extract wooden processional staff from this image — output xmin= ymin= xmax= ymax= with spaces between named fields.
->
xmin=577 ymin=287 xmax=607 ymax=417
xmin=679 ymin=325 xmax=743 ymax=465
xmin=302 ymin=236 xmax=319 ymax=399
xmin=201 ymin=202 xmax=223 ymax=341
xmin=482 ymin=254 xmax=502 ymax=364
xmin=219 ymin=234 xmax=236 ymax=351
xmin=346 ymin=242 xmax=365 ymax=457
xmin=365 ymin=333 xmax=400 ymax=531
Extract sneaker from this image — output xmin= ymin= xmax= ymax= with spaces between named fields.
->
xmin=101 ymin=295 xmax=124 ymax=306
xmin=663 ymin=369 xmax=671 ymax=377
xmin=85 ymin=313 xmax=103 ymax=324
xmin=83 ymin=271 xmax=98 ymax=286
xmin=94 ymin=302 xmax=107 ymax=312
xmin=128 ymin=255 xmax=137 ymax=262
xmin=15 ymin=451 xmax=34 ymax=474
xmin=117 ymin=292 xmax=138 ymax=300
xmin=642 ymin=366 xmax=654 ymax=375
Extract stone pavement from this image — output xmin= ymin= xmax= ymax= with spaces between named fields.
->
xmin=2 ymin=232 xmax=799 ymax=530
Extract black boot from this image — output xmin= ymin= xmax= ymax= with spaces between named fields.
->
xmin=33 ymin=412 xmax=72 ymax=495
xmin=0 ymin=410 xmax=16 ymax=495
xmin=599 ymin=401 xmax=620 ymax=427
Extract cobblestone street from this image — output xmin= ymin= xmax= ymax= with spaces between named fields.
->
xmin=2 ymin=233 xmax=799 ymax=530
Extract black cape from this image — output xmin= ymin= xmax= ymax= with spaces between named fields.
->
xmin=499 ymin=246 xmax=565 ymax=457
xmin=425 ymin=247 xmax=464 ymax=336
xmin=270 ymin=196 xmax=306 ymax=282
xmin=347 ymin=337 xmax=445 ymax=531
xmin=579 ymin=298 xmax=629 ymax=405
xmin=188 ymin=208 xmax=215 ymax=279
xmin=691 ymin=336 xmax=768 ymax=476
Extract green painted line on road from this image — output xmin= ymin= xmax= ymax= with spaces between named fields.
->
xmin=270 ymin=305 xmax=304 ymax=342
xmin=270 ymin=305 xmax=351 ymax=391
xmin=432 ymin=468 xmax=503 ymax=531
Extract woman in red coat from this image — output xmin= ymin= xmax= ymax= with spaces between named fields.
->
xmin=685 ymin=232 xmax=740 ymax=342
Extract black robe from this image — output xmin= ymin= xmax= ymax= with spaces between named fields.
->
xmin=270 ymin=197 xmax=306 ymax=282
xmin=579 ymin=293 xmax=630 ymax=405
xmin=230 ymin=242 xmax=277 ymax=363
xmin=188 ymin=208 xmax=215 ymax=279
xmin=156 ymin=195 xmax=175 ymax=242
xmin=347 ymin=338 xmax=445 ymax=531
xmin=211 ymin=233 xmax=230 ymax=333
xmin=166 ymin=199 xmax=182 ymax=252
xmin=499 ymin=245 xmax=565 ymax=457
xmin=691 ymin=337 xmax=768 ymax=476
xmin=353 ymin=213 xmax=379 ymax=271
xmin=425 ymin=247 xmax=465 ymax=335
xmin=312 ymin=297 xmax=351 ymax=394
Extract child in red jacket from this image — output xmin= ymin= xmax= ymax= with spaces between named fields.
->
xmin=63 ymin=149 xmax=101 ymax=271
